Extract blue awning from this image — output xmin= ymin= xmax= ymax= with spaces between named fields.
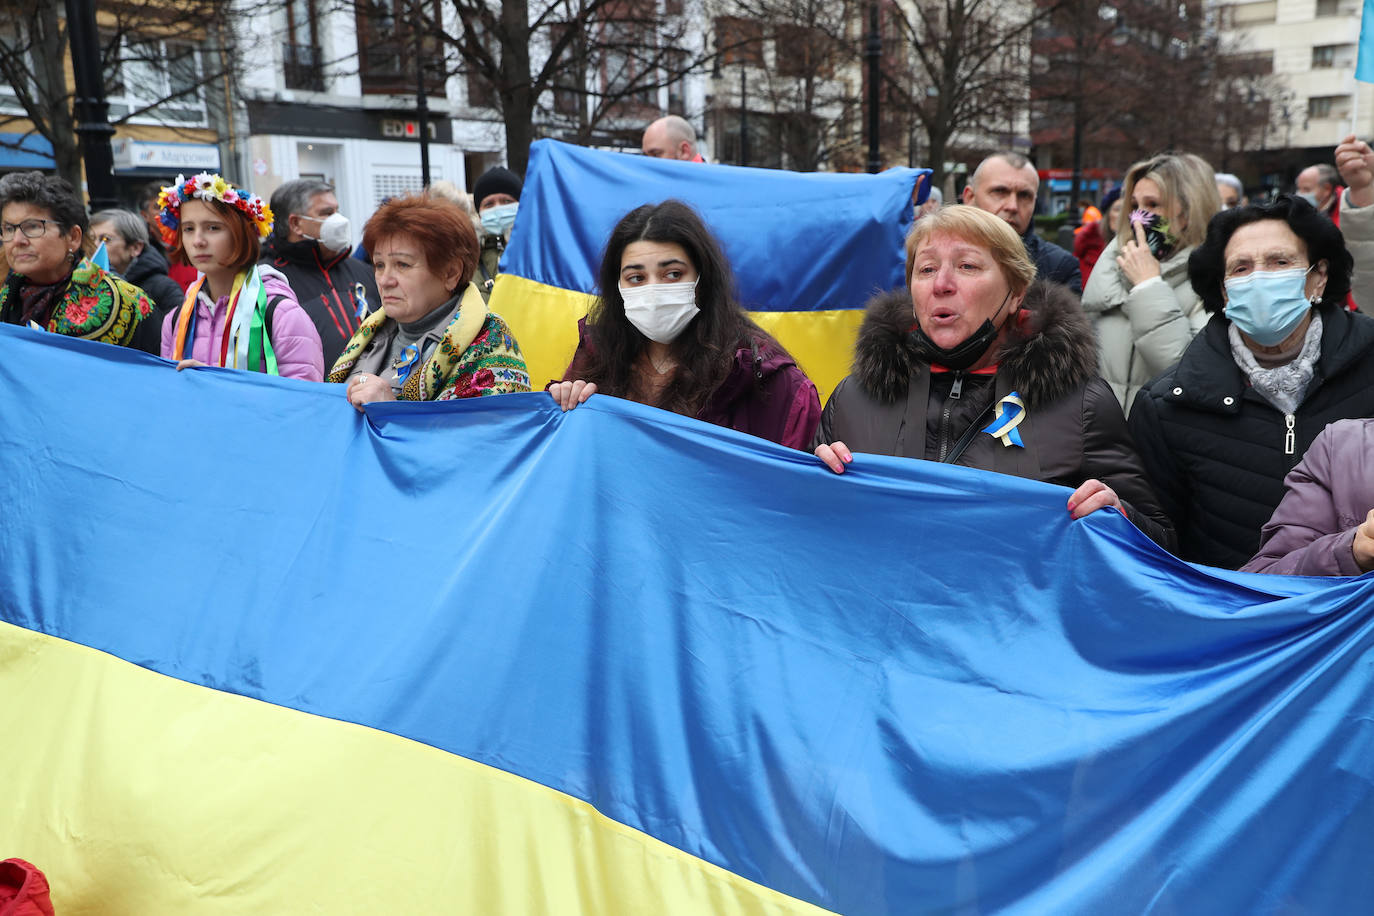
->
xmin=0 ymin=132 xmax=55 ymax=169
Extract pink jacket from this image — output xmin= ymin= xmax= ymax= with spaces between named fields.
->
xmin=160 ymin=265 xmax=324 ymax=381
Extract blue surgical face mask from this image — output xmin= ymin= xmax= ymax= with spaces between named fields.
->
xmin=480 ymin=202 xmax=518 ymax=238
xmin=1295 ymin=191 xmax=1319 ymax=208
xmin=1223 ymin=265 xmax=1314 ymax=347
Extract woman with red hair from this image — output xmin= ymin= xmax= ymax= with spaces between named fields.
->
xmin=157 ymin=172 xmax=324 ymax=380
xmin=328 ymin=192 xmax=530 ymax=407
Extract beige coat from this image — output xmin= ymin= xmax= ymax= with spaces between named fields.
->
xmin=1341 ymin=189 xmax=1374 ymax=317
xmin=1081 ymin=236 xmax=1207 ymax=413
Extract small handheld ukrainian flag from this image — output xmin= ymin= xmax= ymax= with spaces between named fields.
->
xmin=1359 ymin=0 xmax=1374 ymax=84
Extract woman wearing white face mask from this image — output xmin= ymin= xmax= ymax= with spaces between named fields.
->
xmin=548 ymin=199 xmax=822 ymax=450
xmin=1129 ymin=195 xmax=1374 ymax=569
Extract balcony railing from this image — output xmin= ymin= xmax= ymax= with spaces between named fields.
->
xmin=283 ymin=43 xmax=325 ymax=92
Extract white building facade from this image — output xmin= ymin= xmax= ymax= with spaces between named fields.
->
xmin=1219 ymin=0 xmax=1371 ymax=154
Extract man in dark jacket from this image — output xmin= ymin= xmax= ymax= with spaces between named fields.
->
xmin=90 ymin=208 xmax=183 ymax=355
xmin=963 ymin=152 xmax=1082 ymax=294
xmin=263 ymin=179 xmax=379 ymax=369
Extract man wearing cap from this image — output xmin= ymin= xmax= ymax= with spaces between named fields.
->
xmin=472 ymin=166 xmax=523 ymax=301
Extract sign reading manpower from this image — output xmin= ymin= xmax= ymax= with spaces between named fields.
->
xmin=112 ymin=139 xmax=220 ymax=172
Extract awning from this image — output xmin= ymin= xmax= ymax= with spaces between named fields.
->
xmin=0 ymin=132 xmax=56 ymax=169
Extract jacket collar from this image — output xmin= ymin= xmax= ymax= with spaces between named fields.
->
xmin=262 ymin=235 xmax=348 ymax=270
xmin=851 ymin=279 xmax=1098 ymax=409
xmin=705 ymin=337 xmax=798 ymax=410
xmin=1168 ymin=306 xmax=1374 ymax=413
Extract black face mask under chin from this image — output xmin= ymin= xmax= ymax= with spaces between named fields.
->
xmin=910 ymin=292 xmax=1012 ymax=371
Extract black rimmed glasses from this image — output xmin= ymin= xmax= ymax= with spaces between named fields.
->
xmin=0 ymin=218 xmax=61 ymax=241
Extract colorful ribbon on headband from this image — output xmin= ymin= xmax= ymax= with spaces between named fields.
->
xmin=171 ymin=267 xmax=279 ymax=375
xmin=982 ymin=392 xmax=1026 ymax=448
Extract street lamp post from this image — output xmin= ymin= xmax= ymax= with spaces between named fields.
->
xmin=865 ymin=2 xmax=881 ymax=173
xmin=739 ymin=64 xmax=748 ymax=167
xmin=413 ymin=1 xmax=431 ymax=186
xmin=64 ymin=0 xmax=118 ymax=208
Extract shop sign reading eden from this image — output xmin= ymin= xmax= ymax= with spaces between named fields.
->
xmin=380 ymin=119 xmax=438 ymax=140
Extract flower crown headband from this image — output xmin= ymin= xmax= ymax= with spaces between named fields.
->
xmin=156 ymin=172 xmax=273 ymax=248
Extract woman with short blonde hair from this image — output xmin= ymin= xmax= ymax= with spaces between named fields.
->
xmin=815 ymin=206 xmax=1173 ymax=549
xmin=1083 ymin=152 xmax=1223 ymax=411
xmin=905 ymin=206 xmax=1036 ymax=295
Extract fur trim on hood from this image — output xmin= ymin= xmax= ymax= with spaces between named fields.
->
xmin=850 ymin=279 xmax=1098 ymax=409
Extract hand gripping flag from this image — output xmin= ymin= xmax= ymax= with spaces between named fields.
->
xmin=2 ymin=326 xmax=1373 ymax=913
xmin=489 ymin=139 xmax=927 ymax=400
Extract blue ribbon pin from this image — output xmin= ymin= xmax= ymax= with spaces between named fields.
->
xmin=982 ymin=392 xmax=1026 ymax=448
xmin=354 ymin=282 xmax=368 ymax=320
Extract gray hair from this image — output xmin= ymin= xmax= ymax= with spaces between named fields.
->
xmin=970 ymin=151 xmax=1034 ymax=188
xmin=269 ymin=178 xmax=335 ymax=238
xmin=426 ymin=179 xmax=475 ymax=215
xmin=658 ymin=115 xmax=696 ymax=145
xmin=1214 ymin=173 xmax=1243 ymax=196
xmin=90 ymin=208 xmax=149 ymax=246
xmin=0 ymin=170 xmax=87 ymax=235
xmin=1308 ymin=163 xmax=1339 ymax=189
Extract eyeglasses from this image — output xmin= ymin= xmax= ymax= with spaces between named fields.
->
xmin=0 ymin=218 xmax=61 ymax=241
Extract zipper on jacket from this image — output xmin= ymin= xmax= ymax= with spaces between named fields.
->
xmin=937 ymin=372 xmax=963 ymax=462
xmin=1284 ymin=414 xmax=1295 ymax=456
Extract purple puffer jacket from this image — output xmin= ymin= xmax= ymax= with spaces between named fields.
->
xmin=160 ymin=265 xmax=325 ymax=381
xmin=1242 ymin=419 xmax=1374 ymax=577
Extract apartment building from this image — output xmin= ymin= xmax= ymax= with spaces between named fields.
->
xmin=1219 ymin=0 xmax=1370 ymax=180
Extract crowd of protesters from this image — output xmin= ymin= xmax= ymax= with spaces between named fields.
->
xmin=3 ymin=127 xmax=1374 ymax=579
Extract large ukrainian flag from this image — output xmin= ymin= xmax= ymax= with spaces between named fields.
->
xmin=3 ymin=326 xmax=1374 ymax=913
xmin=489 ymin=140 xmax=927 ymax=398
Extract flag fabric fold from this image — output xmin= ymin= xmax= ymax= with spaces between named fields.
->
xmin=1 ymin=326 xmax=1372 ymax=914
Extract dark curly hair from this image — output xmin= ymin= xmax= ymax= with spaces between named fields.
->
xmin=0 ymin=170 xmax=88 ymax=239
xmin=577 ymin=199 xmax=776 ymax=416
xmin=1189 ymin=195 xmax=1353 ymax=313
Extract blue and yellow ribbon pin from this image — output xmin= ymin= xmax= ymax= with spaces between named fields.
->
xmin=982 ymin=392 xmax=1026 ymax=448
xmin=393 ymin=344 xmax=421 ymax=385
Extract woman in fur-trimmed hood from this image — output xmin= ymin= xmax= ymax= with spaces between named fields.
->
xmin=814 ymin=206 xmax=1174 ymax=549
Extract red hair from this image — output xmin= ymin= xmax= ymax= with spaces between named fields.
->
xmin=361 ymin=193 xmax=478 ymax=291
xmin=168 ymin=197 xmax=260 ymax=272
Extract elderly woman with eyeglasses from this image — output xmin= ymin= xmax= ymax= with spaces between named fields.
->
xmin=0 ymin=171 xmax=151 ymax=346
xmin=1129 ymin=196 xmax=1374 ymax=569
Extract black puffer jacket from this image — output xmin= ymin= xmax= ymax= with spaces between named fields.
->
xmin=819 ymin=280 xmax=1174 ymax=548
xmin=261 ymin=236 xmax=380 ymax=370
xmin=1128 ymin=304 xmax=1374 ymax=569
xmin=1022 ymin=228 xmax=1082 ymax=295
xmin=125 ymin=244 xmax=186 ymax=355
